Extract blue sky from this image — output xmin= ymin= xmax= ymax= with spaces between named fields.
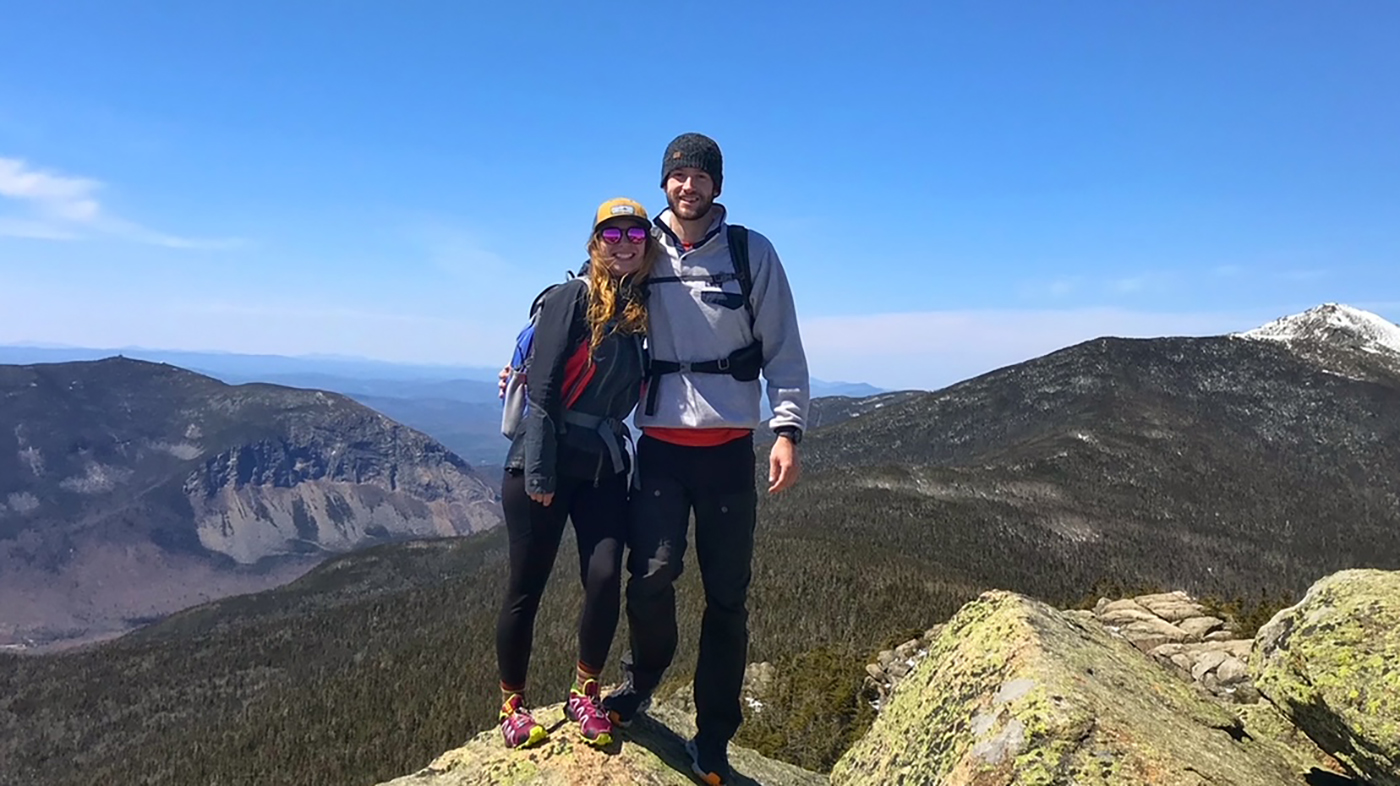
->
xmin=1 ymin=1 xmax=1397 ymax=389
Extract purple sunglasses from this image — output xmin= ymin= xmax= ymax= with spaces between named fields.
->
xmin=598 ymin=225 xmax=649 ymax=244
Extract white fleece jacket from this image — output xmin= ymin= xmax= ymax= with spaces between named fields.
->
xmin=635 ymin=204 xmax=810 ymax=434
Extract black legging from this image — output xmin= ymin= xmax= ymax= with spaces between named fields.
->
xmin=496 ymin=468 xmax=627 ymax=689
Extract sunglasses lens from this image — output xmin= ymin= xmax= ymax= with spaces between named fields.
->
xmin=626 ymin=227 xmax=648 ymax=243
xmin=600 ymin=227 xmax=623 ymax=243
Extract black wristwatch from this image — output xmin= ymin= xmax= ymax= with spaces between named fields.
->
xmin=775 ymin=427 xmax=802 ymax=445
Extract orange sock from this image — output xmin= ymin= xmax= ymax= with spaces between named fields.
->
xmin=574 ymin=661 xmax=600 ymax=690
xmin=501 ymin=682 xmax=526 ymax=708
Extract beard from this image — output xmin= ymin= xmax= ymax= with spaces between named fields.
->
xmin=667 ymin=191 xmax=714 ymax=221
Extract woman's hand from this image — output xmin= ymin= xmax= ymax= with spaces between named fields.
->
xmin=529 ymin=491 xmax=555 ymax=507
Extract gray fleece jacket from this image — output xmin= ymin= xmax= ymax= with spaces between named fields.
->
xmin=636 ymin=204 xmax=810 ymax=433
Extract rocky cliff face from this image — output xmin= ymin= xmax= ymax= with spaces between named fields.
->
xmin=182 ymin=410 xmax=498 ymax=564
xmin=0 ymin=357 xmax=500 ymax=648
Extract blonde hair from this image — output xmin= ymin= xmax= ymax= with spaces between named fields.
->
xmin=584 ymin=226 xmax=659 ymax=353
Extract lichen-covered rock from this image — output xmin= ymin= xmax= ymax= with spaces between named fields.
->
xmin=1251 ymin=568 xmax=1400 ymax=786
xmin=830 ymin=590 xmax=1323 ymax=786
xmin=374 ymin=694 xmax=824 ymax=786
xmin=1237 ymin=701 xmax=1348 ymax=777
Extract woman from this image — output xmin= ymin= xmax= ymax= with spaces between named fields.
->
xmin=495 ymin=197 xmax=657 ymax=750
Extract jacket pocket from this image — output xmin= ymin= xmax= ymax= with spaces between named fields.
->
xmin=700 ymin=289 xmax=747 ymax=311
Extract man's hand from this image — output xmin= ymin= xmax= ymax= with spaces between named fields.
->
xmin=498 ymin=365 xmax=510 ymax=399
xmin=528 ymin=491 xmax=554 ymax=507
xmin=768 ymin=437 xmax=801 ymax=494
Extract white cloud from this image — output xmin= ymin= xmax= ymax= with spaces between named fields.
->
xmin=175 ymin=300 xmax=466 ymax=328
xmin=0 ymin=282 xmax=519 ymax=369
xmin=1112 ymin=275 xmax=1150 ymax=294
xmin=0 ymin=156 xmax=239 ymax=249
xmin=0 ymin=158 xmax=99 ymax=207
xmin=0 ymin=217 xmax=78 ymax=241
xmin=800 ymin=307 xmax=1284 ymax=390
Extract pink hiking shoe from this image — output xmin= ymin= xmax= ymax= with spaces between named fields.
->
xmin=499 ymin=693 xmax=549 ymax=749
xmin=564 ymin=679 xmax=614 ymax=748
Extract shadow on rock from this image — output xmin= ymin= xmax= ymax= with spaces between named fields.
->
xmin=624 ymin=711 xmax=768 ymax=786
xmin=1305 ymin=768 xmax=1369 ymax=786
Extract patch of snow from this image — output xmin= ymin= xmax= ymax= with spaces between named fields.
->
xmin=18 ymin=447 xmax=44 ymax=476
xmin=1239 ymin=303 xmax=1400 ymax=355
xmin=1320 ymin=368 xmax=1366 ymax=382
xmin=59 ymin=463 xmax=130 ymax=494
xmin=149 ymin=441 xmax=204 ymax=460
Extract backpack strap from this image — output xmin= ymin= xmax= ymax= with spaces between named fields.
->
xmin=727 ymin=224 xmax=755 ymax=325
xmin=643 ymin=226 xmax=752 ymax=321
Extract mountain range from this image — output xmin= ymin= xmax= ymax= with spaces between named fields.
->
xmin=0 ymin=358 xmax=500 ymax=650
xmin=0 ymin=345 xmax=885 ymax=464
xmin=3 ymin=303 xmax=1398 ymax=786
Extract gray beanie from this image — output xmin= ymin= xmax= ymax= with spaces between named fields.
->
xmin=660 ymin=132 xmax=723 ymax=193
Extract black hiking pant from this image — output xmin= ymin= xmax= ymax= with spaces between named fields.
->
xmin=496 ymin=468 xmax=627 ymax=689
xmin=621 ymin=433 xmax=757 ymax=746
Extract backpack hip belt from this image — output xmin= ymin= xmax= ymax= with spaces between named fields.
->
xmin=560 ymin=410 xmax=630 ymax=475
xmin=643 ymin=340 xmax=763 ymax=417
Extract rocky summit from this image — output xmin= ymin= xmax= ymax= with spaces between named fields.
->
xmin=830 ymin=590 xmax=1342 ymax=786
xmin=375 ymin=691 xmax=825 ymax=786
xmin=372 ymin=574 xmax=1400 ymax=786
xmin=862 ymin=589 xmax=1262 ymax=711
xmin=1253 ymin=569 xmax=1400 ymax=786
xmin=0 ymin=357 xmax=500 ymax=649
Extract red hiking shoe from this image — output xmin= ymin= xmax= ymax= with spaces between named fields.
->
xmin=499 ymin=693 xmax=548 ymax=749
xmin=564 ymin=679 xmax=614 ymax=748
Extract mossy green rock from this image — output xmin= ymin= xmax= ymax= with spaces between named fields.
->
xmin=374 ymin=696 xmax=824 ymax=786
xmin=1251 ymin=568 xmax=1400 ymax=786
xmin=830 ymin=590 xmax=1319 ymax=785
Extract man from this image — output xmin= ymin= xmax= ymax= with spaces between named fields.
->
xmin=601 ymin=132 xmax=810 ymax=786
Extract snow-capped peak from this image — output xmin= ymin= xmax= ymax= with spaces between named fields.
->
xmin=1238 ymin=303 xmax=1400 ymax=356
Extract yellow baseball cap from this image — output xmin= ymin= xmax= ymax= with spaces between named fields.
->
xmin=593 ymin=197 xmax=650 ymax=229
